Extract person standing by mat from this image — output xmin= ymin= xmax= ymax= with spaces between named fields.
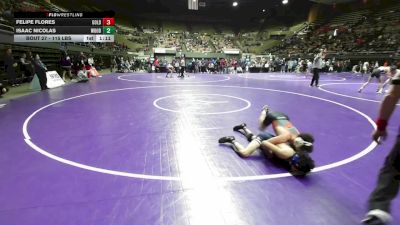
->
xmin=358 ymin=66 xmax=390 ymax=94
xmin=310 ymin=49 xmax=325 ymax=87
xmin=179 ymin=56 xmax=186 ymax=78
xmin=60 ymin=51 xmax=72 ymax=81
xmin=33 ymin=54 xmax=49 ymax=90
xmin=4 ymin=48 xmax=18 ymax=87
xmin=361 ymin=70 xmax=400 ymax=225
xmin=379 ymin=66 xmax=400 ymax=94
xmin=165 ymin=62 xmax=174 ymax=78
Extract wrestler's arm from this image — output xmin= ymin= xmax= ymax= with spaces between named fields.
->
xmin=260 ymin=141 xmax=281 ymax=154
xmin=264 ymin=133 xmax=292 ymax=145
xmin=379 ymin=85 xmax=400 ymax=120
xmin=268 ymin=124 xmax=295 ymax=144
xmin=373 ymin=83 xmax=400 ymax=142
xmin=260 ymin=141 xmax=293 ymax=159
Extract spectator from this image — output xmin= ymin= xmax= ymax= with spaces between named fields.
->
xmin=0 ymin=82 xmax=8 ymax=97
xmin=26 ymin=51 xmax=34 ymax=76
xmin=4 ymin=48 xmax=18 ymax=87
xmin=33 ymin=54 xmax=48 ymax=90
xmin=153 ymin=57 xmax=160 ymax=73
xmin=60 ymin=51 xmax=72 ymax=81
xmin=19 ymin=53 xmax=32 ymax=83
xmin=111 ymin=56 xmax=117 ymax=72
xmin=85 ymin=54 xmax=94 ymax=78
xmin=73 ymin=52 xmax=87 ymax=75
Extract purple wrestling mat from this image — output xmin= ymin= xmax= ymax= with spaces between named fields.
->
xmin=0 ymin=72 xmax=399 ymax=225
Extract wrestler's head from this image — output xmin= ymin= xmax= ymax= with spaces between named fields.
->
xmin=390 ymin=65 xmax=397 ymax=76
xmin=294 ymin=133 xmax=314 ymax=153
xmin=289 ymin=151 xmax=315 ymax=176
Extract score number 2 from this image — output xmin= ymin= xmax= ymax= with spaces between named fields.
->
xmin=102 ymin=26 xmax=115 ymax=34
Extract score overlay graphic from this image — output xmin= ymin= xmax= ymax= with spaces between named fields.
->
xmin=13 ymin=12 xmax=115 ymax=42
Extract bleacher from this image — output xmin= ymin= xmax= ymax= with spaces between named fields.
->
xmin=2 ymin=0 xmax=399 ymax=75
xmin=184 ymin=33 xmax=213 ymax=53
xmin=162 ymin=22 xmax=187 ymax=33
xmin=190 ymin=24 xmax=216 ymax=34
xmin=328 ymin=10 xmax=369 ymax=27
xmin=267 ymin=3 xmax=400 ymax=59
xmin=236 ymin=24 xmax=306 ymax=55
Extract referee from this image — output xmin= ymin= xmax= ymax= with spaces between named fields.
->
xmin=310 ymin=49 xmax=325 ymax=87
xmin=179 ymin=56 xmax=185 ymax=78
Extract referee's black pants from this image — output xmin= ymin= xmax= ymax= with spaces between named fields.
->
xmin=310 ymin=68 xmax=320 ymax=86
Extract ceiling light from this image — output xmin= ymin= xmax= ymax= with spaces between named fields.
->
xmin=232 ymin=1 xmax=238 ymax=7
xmin=282 ymin=0 xmax=288 ymax=5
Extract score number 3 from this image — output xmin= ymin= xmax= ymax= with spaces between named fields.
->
xmin=102 ymin=18 xmax=115 ymax=26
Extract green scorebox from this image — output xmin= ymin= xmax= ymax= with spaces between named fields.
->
xmin=103 ymin=26 xmax=115 ymax=34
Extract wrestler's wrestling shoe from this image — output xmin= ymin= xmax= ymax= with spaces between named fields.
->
xmin=361 ymin=210 xmax=392 ymax=225
xmin=262 ymin=105 xmax=269 ymax=113
xmin=361 ymin=216 xmax=386 ymax=225
xmin=233 ymin=123 xmax=247 ymax=132
xmin=218 ymin=136 xmax=235 ymax=144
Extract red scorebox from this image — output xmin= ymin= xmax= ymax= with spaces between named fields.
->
xmin=102 ymin=18 xmax=115 ymax=26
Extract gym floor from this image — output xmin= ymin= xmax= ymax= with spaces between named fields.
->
xmin=0 ymin=72 xmax=399 ymax=225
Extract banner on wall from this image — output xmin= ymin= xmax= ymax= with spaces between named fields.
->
xmin=223 ymin=49 xmax=240 ymax=54
xmin=153 ymin=48 xmax=177 ymax=54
